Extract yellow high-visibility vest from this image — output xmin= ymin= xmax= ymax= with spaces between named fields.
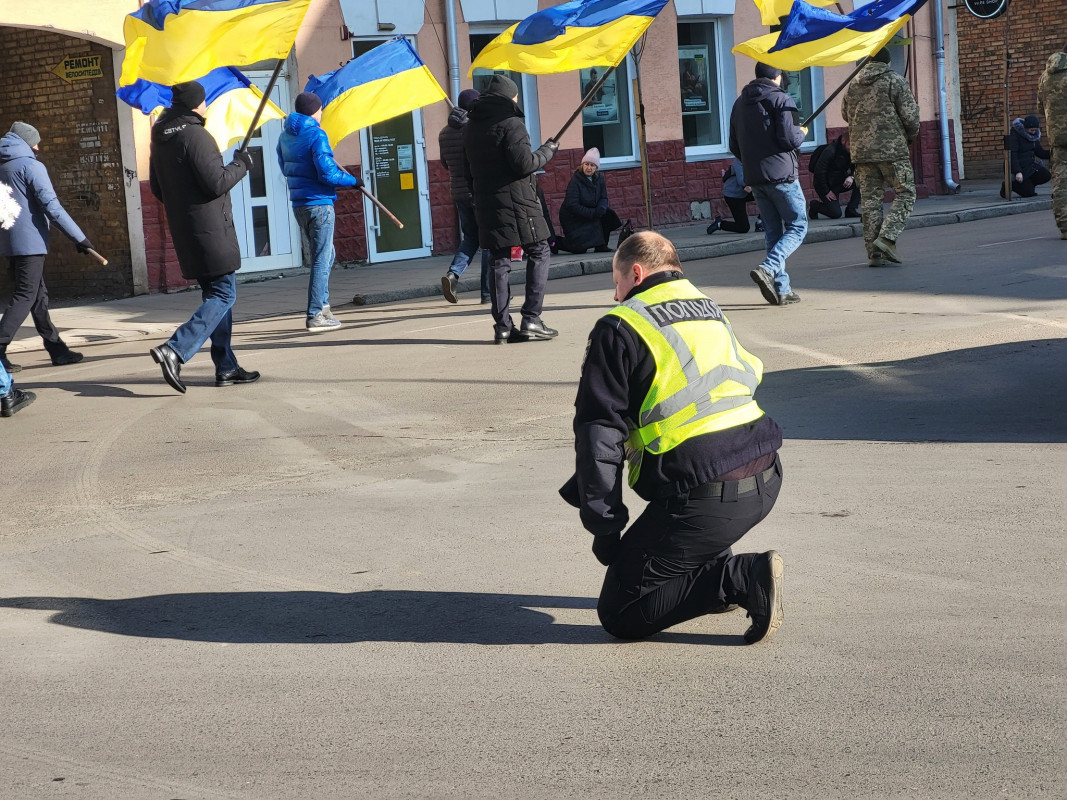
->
xmin=605 ymin=278 xmax=765 ymax=486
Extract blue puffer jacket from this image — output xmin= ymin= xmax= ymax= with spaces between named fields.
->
xmin=0 ymin=132 xmax=85 ymax=257
xmin=276 ymin=113 xmax=358 ymax=207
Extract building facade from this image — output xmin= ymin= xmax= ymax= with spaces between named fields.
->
xmin=0 ymin=0 xmax=993 ymax=299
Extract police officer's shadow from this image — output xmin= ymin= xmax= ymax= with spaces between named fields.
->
xmin=0 ymin=590 xmax=739 ymax=646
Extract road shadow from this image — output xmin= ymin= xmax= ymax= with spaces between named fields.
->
xmin=0 ymin=591 xmax=741 ymax=647
xmin=761 ymin=338 xmax=1067 ymax=443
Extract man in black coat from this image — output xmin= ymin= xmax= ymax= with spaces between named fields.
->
xmin=462 ymin=75 xmax=559 ymax=344
xmin=147 ymin=81 xmax=259 ymax=394
xmin=808 ymin=135 xmax=860 ymax=219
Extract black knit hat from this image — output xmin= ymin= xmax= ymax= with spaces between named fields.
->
xmin=871 ymin=48 xmax=892 ymax=64
xmin=485 ymin=74 xmax=519 ymax=99
xmin=458 ymin=88 xmax=480 ymax=110
xmin=755 ymin=63 xmax=781 ymax=81
xmin=295 ymin=92 xmax=322 ymax=116
xmin=1023 ymin=114 xmax=1040 ymax=129
xmin=171 ymin=80 xmax=206 ymax=110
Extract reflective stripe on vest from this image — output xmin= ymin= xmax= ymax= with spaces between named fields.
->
xmin=605 ymin=279 xmax=765 ymax=485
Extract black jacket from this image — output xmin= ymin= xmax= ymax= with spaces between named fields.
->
xmin=149 ymin=107 xmax=249 ymax=280
xmin=729 ymin=78 xmax=806 ymax=186
xmin=439 ymin=106 xmax=471 ymax=203
xmin=559 ymin=169 xmax=609 ymax=251
xmin=1008 ymin=126 xmax=1051 ymax=180
xmin=569 ymin=271 xmax=783 ymax=537
xmin=812 ymin=137 xmax=854 ymax=197
xmin=462 ymin=93 xmax=555 ymax=249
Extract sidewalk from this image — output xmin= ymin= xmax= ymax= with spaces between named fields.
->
xmin=9 ymin=179 xmax=1052 ymax=356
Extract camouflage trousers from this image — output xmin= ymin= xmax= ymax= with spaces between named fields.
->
xmin=1052 ymin=146 xmax=1067 ymax=236
xmin=853 ymin=160 xmax=916 ymax=256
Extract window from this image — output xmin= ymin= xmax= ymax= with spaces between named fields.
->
xmin=782 ymin=68 xmax=819 ymax=145
xmin=677 ymin=19 xmax=733 ymax=156
xmin=469 ymin=32 xmax=541 ymax=144
xmin=579 ymin=56 xmax=637 ymax=163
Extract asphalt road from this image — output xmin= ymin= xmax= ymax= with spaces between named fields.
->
xmin=1 ymin=214 xmax=1064 ymax=799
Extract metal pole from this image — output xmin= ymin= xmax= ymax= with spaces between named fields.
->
xmin=238 ymin=58 xmax=285 ymax=153
xmin=802 ymin=57 xmax=869 ymax=127
xmin=443 ymin=0 xmax=462 ymax=104
xmin=632 ymin=74 xmax=654 ymax=231
xmin=1002 ymin=5 xmax=1012 ymax=201
xmin=933 ymin=0 xmax=960 ymax=192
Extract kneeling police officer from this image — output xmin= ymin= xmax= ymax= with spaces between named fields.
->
xmin=562 ymin=231 xmax=786 ymax=643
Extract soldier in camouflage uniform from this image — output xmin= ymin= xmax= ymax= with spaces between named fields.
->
xmin=1037 ymin=49 xmax=1067 ymax=239
xmin=841 ymin=48 xmax=920 ymax=266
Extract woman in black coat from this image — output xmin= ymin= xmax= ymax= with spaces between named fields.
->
xmin=556 ymin=148 xmax=620 ymax=254
xmin=1003 ymin=115 xmax=1052 ymax=198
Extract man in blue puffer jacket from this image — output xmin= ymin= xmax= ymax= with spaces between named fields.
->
xmin=277 ymin=92 xmax=361 ymax=332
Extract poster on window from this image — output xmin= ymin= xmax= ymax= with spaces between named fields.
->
xmin=679 ymin=46 xmax=711 ymax=115
xmin=580 ymin=67 xmax=619 ymax=126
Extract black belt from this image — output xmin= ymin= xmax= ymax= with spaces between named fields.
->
xmin=687 ymin=465 xmax=777 ymax=500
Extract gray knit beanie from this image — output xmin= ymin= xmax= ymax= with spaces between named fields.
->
xmin=9 ymin=121 xmax=40 ymax=148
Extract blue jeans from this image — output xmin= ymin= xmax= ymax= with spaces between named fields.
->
xmin=0 ymin=362 xmax=10 ymax=396
xmin=167 ymin=272 xmax=237 ymax=372
xmin=295 ymin=204 xmax=336 ymax=318
xmin=752 ymin=180 xmax=808 ymax=295
xmin=448 ymin=196 xmax=491 ymax=299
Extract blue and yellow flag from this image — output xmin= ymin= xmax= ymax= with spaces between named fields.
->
xmin=116 ymin=67 xmax=285 ymax=151
xmin=754 ymin=0 xmax=837 ymax=28
xmin=735 ymin=0 xmax=928 ymax=71
xmin=468 ymin=0 xmax=669 ymax=76
xmin=119 ymin=0 xmax=312 ymax=87
xmin=306 ymin=38 xmax=448 ymax=148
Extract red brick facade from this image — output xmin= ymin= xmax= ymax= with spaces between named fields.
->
xmin=956 ymin=0 xmax=1067 ymax=178
xmin=0 ymin=27 xmax=133 ymax=299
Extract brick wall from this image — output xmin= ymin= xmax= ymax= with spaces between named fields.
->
xmin=956 ymin=1 xmax=1067 ymax=178
xmin=0 ymin=27 xmax=132 ymax=299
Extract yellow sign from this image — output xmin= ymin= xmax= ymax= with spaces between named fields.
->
xmin=53 ymin=55 xmax=104 ymax=83
xmin=399 ymin=173 xmax=414 ymax=191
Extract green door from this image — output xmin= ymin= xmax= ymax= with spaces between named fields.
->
xmin=362 ymin=110 xmax=431 ymax=260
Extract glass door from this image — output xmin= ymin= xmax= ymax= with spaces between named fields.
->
xmin=228 ymin=69 xmax=301 ymax=273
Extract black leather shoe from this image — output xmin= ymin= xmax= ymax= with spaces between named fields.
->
xmin=494 ymin=328 xmax=528 ymax=345
xmin=520 ymin=317 xmax=558 ymax=339
xmin=594 ymin=245 xmax=612 ymax=253
xmin=150 ymin=344 xmax=186 ymax=394
xmin=743 ymin=550 xmax=784 ymax=644
xmin=50 ymin=350 xmax=84 ymax=366
xmin=708 ymin=603 xmax=740 ymax=614
xmin=1 ymin=387 xmax=35 ymax=417
xmin=777 ymin=291 xmax=801 ymax=305
xmin=0 ymin=354 xmax=21 ymax=373
xmin=215 ymin=367 xmax=260 ymax=387
xmin=441 ymin=273 xmax=459 ymax=304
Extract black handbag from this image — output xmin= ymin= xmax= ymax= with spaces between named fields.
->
xmin=616 ymin=218 xmax=635 ymax=246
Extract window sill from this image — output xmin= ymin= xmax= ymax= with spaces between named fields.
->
xmin=684 ymin=148 xmax=733 ymax=163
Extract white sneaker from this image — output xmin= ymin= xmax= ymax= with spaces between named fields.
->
xmin=306 ymin=312 xmax=342 ymax=333
xmin=321 ymin=305 xmax=337 ymax=321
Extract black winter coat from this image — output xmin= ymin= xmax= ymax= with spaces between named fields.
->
xmin=462 ymin=94 xmax=555 ymax=249
xmin=811 ymin=137 xmax=854 ymax=197
xmin=1008 ymin=126 xmax=1051 ymax=180
xmin=149 ymin=107 xmax=249 ymax=280
xmin=728 ymin=78 xmax=806 ymax=186
xmin=559 ymin=169 xmax=609 ymax=251
xmin=439 ymin=106 xmax=471 ymax=203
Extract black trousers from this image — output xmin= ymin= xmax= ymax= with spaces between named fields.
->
xmin=810 ymin=185 xmax=861 ymax=219
xmin=0 ymin=255 xmax=64 ymax=352
xmin=1003 ymin=165 xmax=1052 ymax=198
xmin=720 ymin=194 xmax=754 ymax=233
xmin=597 ymin=456 xmax=782 ymax=639
xmin=488 ymin=240 xmax=551 ymax=335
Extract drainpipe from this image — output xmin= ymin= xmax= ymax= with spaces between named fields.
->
xmin=933 ymin=0 xmax=960 ymax=192
xmin=444 ymin=0 xmax=462 ymax=103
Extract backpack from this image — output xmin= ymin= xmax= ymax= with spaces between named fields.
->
xmin=807 ymin=142 xmax=829 ymax=173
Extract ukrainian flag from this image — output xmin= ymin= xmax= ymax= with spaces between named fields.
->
xmin=735 ymin=0 xmax=929 ymax=70
xmin=119 ymin=0 xmax=312 ymax=87
xmin=754 ymin=0 xmax=837 ymax=28
xmin=306 ymin=38 xmax=448 ymax=148
xmin=469 ymin=0 xmax=670 ymax=76
xmin=116 ymin=67 xmax=285 ymax=151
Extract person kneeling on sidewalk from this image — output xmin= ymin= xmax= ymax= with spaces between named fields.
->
xmin=561 ymin=231 xmax=786 ymax=644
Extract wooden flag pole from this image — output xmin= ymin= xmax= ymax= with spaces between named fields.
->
xmin=549 ymin=65 xmax=617 ymax=143
xmin=802 ymin=56 xmax=869 ymax=128
xmin=238 ymin=59 xmax=286 ymax=153
xmin=87 ymin=248 xmax=109 ymax=266
xmin=361 ymin=186 xmax=404 ymax=229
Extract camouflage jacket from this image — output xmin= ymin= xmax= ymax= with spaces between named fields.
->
xmin=1038 ymin=52 xmax=1067 ymax=147
xmin=841 ymin=62 xmax=920 ymax=163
